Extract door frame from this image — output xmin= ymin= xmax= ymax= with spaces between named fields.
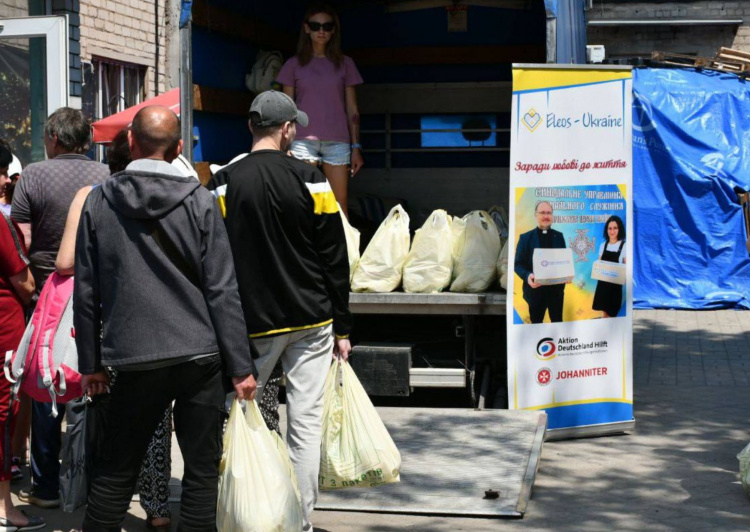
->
xmin=0 ymin=15 xmax=69 ymax=111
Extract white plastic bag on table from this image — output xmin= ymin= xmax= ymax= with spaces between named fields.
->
xmin=351 ymin=205 xmax=410 ymax=293
xmin=738 ymin=443 xmax=750 ymax=496
xmin=402 ymin=209 xmax=453 ymax=293
xmin=450 ymin=210 xmax=501 ymax=293
xmin=217 ymin=400 xmax=302 ymax=532
xmin=497 ymin=239 xmax=510 ymax=290
xmin=488 ymin=205 xmax=509 ymax=240
xmin=339 ymin=205 xmax=361 ymax=283
xmin=319 ymin=361 xmax=401 ymax=490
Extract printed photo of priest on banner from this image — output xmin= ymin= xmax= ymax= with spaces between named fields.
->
xmin=512 ymin=185 xmax=628 ymax=324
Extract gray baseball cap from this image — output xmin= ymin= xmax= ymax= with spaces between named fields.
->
xmin=249 ymin=90 xmax=309 ymax=128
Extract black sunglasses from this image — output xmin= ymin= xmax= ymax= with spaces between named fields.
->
xmin=307 ymin=21 xmax=335 ymax=32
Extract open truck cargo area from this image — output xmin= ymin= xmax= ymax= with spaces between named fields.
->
xmin=179 ymin=0 xmax=585 ymax=406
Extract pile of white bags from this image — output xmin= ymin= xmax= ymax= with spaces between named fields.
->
xmin=339 ymin=206 xmax=361 ymax=282
xmin=351 ymin=205 xmax=410 ymax=293
xmin=217 ymin=400 xmax=303 ymax=532
xmin=450 ymin=210 xmax=501 ymax=293
xmin=497 ymin=240 xmax=510 ymax=290
xmin=488 ymin=205 xmax=509 ymax=242
xmin=319 ymin=361 xmax=401 ymax=490
xmin=738 ymin=443 xmax=750 ymax=497
xmin=402 ymin=210 xmax=453 ymax=293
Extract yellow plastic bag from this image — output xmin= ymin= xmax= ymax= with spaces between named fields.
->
xmin=217 ymin=400 xmax=303 ymax=532
xmin=450 ymin=210 xmax=501 ymax=293
xmin=319 ymin=361 xmax=401 ymax=490
xmin=738 ymin=443 xmax=750 ymax=496
xmin=403 ymin=209 xmax=453 ymax=293
xmin=351 ymin=205 xmax=410 ymax=293
xmin=339 ymin=205 xmax=361 ymax=283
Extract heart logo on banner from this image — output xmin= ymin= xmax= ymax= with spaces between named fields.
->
xmin=522 ymin=109 xmax=541 ymax=132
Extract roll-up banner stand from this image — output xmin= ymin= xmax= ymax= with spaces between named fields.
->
xmin=507 ymin=64 xmax=634 ymax=439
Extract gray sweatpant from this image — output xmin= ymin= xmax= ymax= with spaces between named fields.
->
xmin=253 ymin=324 xmax=334 ymax=532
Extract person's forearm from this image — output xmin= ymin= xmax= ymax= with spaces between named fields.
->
xmin=57 ymin=187 xmax=90 ymax=275
xmin=10 ymin=268 xmax=35 ymax=306
xmin=348 ymin=112 xmax=360 ymax=145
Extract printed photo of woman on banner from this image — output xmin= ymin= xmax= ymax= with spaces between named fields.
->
xmin=512 ymin=184 xmax=628 ymax=324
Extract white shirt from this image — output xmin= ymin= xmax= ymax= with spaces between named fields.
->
xmin=598 ymin=240 xmax=626 ymax=264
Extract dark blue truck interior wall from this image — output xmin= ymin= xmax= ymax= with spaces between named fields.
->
xmin=545 ymin=0 xmax=587 ymax=64
xmin=191 ymin=0 xmax=545 ymax=165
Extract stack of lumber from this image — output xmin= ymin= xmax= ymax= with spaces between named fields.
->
xmin=651 ymin=47 xmax=750 ymax=74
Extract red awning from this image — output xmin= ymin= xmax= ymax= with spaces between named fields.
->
xmin=92 ymin=88 xmax=180 ymax=144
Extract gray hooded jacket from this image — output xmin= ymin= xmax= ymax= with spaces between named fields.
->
xmin=73 ymin=159 xmax=257 ymax=377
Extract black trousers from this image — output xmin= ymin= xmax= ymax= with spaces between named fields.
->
xmin=527 ymin=287 xmax=564 ymax=324
xmin=82 ymin=355 xmax=226 ymax=532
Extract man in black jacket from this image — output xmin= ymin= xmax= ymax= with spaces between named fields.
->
xmin=209 ymin=91 xmax=352 ymax=532
xmin=74 ymin=106 xmax=257 ymax=532
xmin=514 ymin=200 xmax=567 ymax=323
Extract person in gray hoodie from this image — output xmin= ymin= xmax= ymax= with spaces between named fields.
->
xmin=73 ymin=106 xmax=257 ymax=532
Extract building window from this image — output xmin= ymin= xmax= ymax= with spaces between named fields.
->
xmin=95 ymin=59 xmax=146 ymax=120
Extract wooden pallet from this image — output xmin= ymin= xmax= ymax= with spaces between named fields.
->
xmin=651 ymin=50 xmax=750 ymax=74
xmin=715 ymin=47 xmax=750 ymax=72
xmin=651 ymin=51 xmax=713 ymax=68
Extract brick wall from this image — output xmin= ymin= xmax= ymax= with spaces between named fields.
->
xmin=0 ymin=0 xmax=28 ymax=18
xmin=79 ymin=0 xmax=169 ymax=97
xmin=588 ymin=1 xmax=750 ymax=60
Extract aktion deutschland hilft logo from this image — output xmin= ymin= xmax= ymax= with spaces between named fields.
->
xmin=536 ymin=337 xmax=557 ymax=361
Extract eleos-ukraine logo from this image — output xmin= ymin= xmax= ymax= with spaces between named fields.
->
xmin=522 ymin=109 xmax=541 ymax=132
xmin=536 ymin=337 xmax=557 ymax=361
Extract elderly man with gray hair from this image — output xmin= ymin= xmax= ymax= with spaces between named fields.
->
xmin=12 ymin=106 xmax=110 ymax=509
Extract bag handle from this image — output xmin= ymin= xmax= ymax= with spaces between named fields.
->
xmin=4 ymin=351 xmax=16 ymax=384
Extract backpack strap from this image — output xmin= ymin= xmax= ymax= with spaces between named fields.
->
xmin=5 ymin=321 xmax=34 ymax=401
xmin=3 ymin=351 xmax=16 ymax=384
xmin=40 ymin=330 xmax=61 ymax=417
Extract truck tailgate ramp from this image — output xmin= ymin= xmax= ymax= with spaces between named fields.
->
xmin=315 ymin=407 xmax=547 ymax=518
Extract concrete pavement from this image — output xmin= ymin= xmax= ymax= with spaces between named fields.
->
xmin=15 ymin=310 xmax=750 ymax=531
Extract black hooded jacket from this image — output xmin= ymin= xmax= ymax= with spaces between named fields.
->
xmin=73 ymin=159 xmax=257 ymax=377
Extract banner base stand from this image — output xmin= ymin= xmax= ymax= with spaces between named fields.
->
xmin=545 ymin=419 xmax=635 ymax=441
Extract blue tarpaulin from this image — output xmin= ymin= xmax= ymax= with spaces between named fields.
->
xmin=633 ymin=68 xmax=750 ymax=309
xmin=180 ymin=0 xmax=193 ymax=28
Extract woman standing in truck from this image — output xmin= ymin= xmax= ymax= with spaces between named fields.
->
xmin=277 ymin=3 xmax=364 ymax=217
xmin=592 ymin=215 xmax=626 ymax=318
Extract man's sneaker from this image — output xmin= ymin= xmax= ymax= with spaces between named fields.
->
xmin=18 ymin=488 xmax=60 ymax=509
xmin=10 ymin=458 xmax=23 ymax=482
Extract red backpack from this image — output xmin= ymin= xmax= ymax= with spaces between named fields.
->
xmin=4 ymin=272 xmax=81 ymax=417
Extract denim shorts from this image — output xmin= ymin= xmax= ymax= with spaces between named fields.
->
xmin=290 ymin=139 xmax=351 ymax=166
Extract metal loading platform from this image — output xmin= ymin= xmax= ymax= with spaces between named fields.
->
xmin=162 ymin=406 xmax=546 ymax=518
xmin=314 ymin=407 xmax=547 ymax=518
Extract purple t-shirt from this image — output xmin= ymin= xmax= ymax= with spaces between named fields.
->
xmin=276 ymin=55 xmax=363 ymax=143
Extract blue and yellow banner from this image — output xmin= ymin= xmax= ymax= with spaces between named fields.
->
xmin=507 ymin=65 xmax=634 ymax=435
